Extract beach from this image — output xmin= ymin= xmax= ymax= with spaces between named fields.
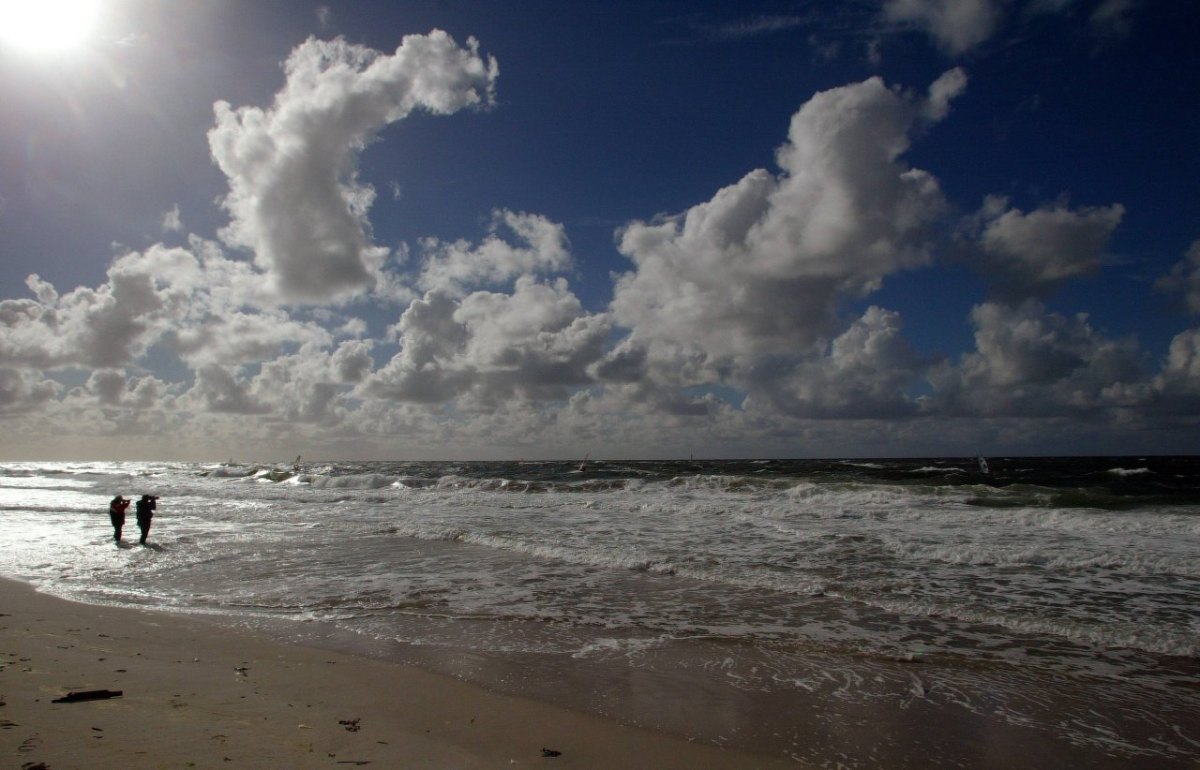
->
xmin=1 ymin=458 xmax=1197 ymax=768
xmin=0 ymin=578 xmax=799 ymax=769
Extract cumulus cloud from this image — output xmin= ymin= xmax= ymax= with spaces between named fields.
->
xmin=1151 ymin=329 xmax=1200 ymax=413
xmin=883 ymin=0 xmax=1006 ymax=55
xmin=744 ymin=306 xmax=926 ymax=419
xmin=185 ymin=364 xmax=272 ymax=415
xmin=965 ymin=196 xmax=1125 ymax=298
xmin=0 ymin=241 xmax=340 ymax=376
xmin=0 ymin=369 xmax=59 ymax=412
xmin=416 ymin=210 xmax=572 ymax=295
xmin=167 ymin=311 xmax=332 ymax=367
xmin=1140 ymin=256 xmax=1200 ymax=414
xmin=241 ymin=343 xmax=367 ymax=424
xmin=0 ymin=269 xmax=163 ymax=369
xmin=1154 ymin=239 xmax=1200 ymax=314
xmin=609 ymin=71 xmax=963 ymax=380
xmin=927 ymin=299 xmax=1144 ymax=416
xmin=923 ymin=67 xmax=969 ymax=122
xmin=364 ymin=277 xmax=610 ymax=408
xmin=1160 ymin=329 xmax=1200 ymax=382
xmin=1 ymin=23 xmax=1191 ymax=458
xmin=330 ymin=339 xmax=375 ymax=383
xmin=0 ymin=237 xmax=344 ymax=433
xmin=87 ymin=370 xmax=171 ymax=409
xmin=209 ymin=31 xmax=498 ymax=302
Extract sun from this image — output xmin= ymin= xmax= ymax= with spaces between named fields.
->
xmin=0 ymin=0 xmax=103 ymax=55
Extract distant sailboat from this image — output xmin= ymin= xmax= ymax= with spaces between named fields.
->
xmin=578 ymin=452 xmax=590 ymax=472
xmin=977 ymin=454 xmax=990 ymax=474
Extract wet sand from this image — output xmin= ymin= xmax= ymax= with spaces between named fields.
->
xmin=0 ymin=578 xmax=798 ymax=769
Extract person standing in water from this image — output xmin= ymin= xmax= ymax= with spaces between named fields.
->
xmin=135 ymin=494 xmax=157 ymax=545
xmin=109 ymin=495 xmax=130 ymax=542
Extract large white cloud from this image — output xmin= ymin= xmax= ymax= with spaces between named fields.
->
xmin=209 ymin=31 xmax=498 ymax=302
xmin=364 ymin=276 xmax=610 ymax=408
xmin=240 ymin=341 xmax=375 ymax=425
xmin=927 ymin=299 xmax=1144 ymax=417
xmin=608 ymin=70 xmax=964 ymax=382
xmin=0 ymin=269 xmax=163 ymax=369
xmin=0 ymin=243 xmax=335 ymax=374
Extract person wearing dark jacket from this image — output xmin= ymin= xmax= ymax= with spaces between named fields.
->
xmin=135 ymin=494 xmax=157 ymax=545
xmin=109 ymin=495 xmax=130 ymax=542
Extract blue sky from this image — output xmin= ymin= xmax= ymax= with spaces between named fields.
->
xmin=1 ymin=0 xmax=1198 ymax=460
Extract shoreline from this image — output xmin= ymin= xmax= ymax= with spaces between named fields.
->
xmin=0 ymin=577 xmax=800 ymax=769
xmin=3 ymin=454 xmax=1197 ymax=769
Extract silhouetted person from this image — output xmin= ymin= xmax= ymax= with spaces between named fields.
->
xmin=135 ymin=494 xmax=157 ymax=545
xmin=109 ymin=495 xmax=130 ymax=542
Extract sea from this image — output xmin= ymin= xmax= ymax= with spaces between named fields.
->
xmin=0 ymin=456 xmax=1197 ymax=768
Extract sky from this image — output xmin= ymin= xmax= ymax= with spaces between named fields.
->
xmin=1 ymin=0 xmax=1199 ymax=461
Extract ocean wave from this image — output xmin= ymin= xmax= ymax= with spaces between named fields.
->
xmin=0 ymin=476 xmax=96 ymax=489
xmin=203 ymin=465 xmax=260 ymax=479
xmin=882 ymin=539 xmax=1200 ymax=577
xmin=667 ymin=474 xmax=794 ymax=493
xmin=852 ymin=593 xmax=1199 ymax=658
xmin=309 ymin=473 xmax=399 ymax=490
xmin=1108 ymin=466 xmax=1152 ymax=477
xmin=1003 ymin=507 xmax=1200 ymax=536
xmin=0 ymin=503 xmax=103 ymax=516
xmin=376 ymin=521 xmax=831 ymax=598
xmin=909 ymin=465 xmax=964 ymax=474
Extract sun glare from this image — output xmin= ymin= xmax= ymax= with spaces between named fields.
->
xmin=0 ymin=0 xmax=103 ymax=55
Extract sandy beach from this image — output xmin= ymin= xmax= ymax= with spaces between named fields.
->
xmin=0 ymin=578 xmax=799 ymax=769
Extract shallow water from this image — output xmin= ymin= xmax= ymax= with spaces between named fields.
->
xmin=1 ymin=457 xmax=1197 ymax=767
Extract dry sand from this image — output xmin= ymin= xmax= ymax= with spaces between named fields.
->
xmin=0 ymin=577 xmax=800 ymax=769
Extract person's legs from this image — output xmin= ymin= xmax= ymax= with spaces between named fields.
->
xmin=138 ymin=517 xmax=150 ymax=544
xmin=110 ymin=513 xmax=123 ymax=541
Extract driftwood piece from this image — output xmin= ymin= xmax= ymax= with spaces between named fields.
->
xmin=52 ymin=689 xmax=123 ymax=703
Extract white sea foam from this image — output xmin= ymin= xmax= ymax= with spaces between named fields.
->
xmin=1108 ymin=466 xmax=1152 ymax=476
